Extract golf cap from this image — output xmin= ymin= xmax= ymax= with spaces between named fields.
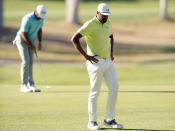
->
xmin=36 ymin=5 xmax=48 ymax=19
xmin=97 ymin=3 xmax=112 ymax=16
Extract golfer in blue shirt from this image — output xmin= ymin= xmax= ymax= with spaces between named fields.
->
xmin=13 ymin=5 xmax=47 ymax=92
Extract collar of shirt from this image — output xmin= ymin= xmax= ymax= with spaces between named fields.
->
xmin=33 ymin=11 xmax=41 ymax=20
xmin=95 ymin=16 xmax=108 ymax=25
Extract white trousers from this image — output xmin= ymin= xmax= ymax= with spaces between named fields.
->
xmin=86 ymin=57 xmax=119 ymax=122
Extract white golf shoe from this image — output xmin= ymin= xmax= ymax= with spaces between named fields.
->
xmin=104 ymin=119 xmax=123 ymax=129
xmin=88 ymin=121 xmax=100 ymax=130
xmin=20 ymin=85 xmax=32 ymax=93
xmin=29 ymin=85 xmax=41 ymax=92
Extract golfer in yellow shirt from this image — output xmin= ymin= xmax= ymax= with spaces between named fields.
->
xmin=71 ymin=3 xmax=123 ymax=130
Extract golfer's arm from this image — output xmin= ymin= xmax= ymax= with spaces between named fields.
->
xmin=21 ymin=32 xmax=34 ymax=48
xmin=109 ymin=34 xmax=114 ymax=57
xmin=71 ymin=33 xmax=88 ymax=59
xmin=37 ymin=28 xmax=42 ymax=43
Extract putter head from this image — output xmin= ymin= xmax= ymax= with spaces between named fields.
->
xmin=46 ymin=85 xmax=51 ymax=89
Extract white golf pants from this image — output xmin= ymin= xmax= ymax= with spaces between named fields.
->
xmin=86 ymin=56 xmax=119 ymax=122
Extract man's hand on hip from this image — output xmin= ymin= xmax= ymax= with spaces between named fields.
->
xmin=111 ymin=55 xmax=114 ymax=62
xmin=85 ymin=55 xmax=99 ymax=64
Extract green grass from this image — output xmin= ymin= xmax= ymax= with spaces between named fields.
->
xmin=4 ymin=0 xmax=175 ymax=24
xmin=0 ymin=85 xmax=175 ymax=131
xmin=1 ymin=61 xmax=175 ymax=86
xmin=0 ymin=62 xmax=175 ymax=130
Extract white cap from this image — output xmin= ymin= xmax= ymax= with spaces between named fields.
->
xmin=97 ymin=3 xmax=112 ymax=16
xmin=36 ymin=5 xmax=48 ymax=19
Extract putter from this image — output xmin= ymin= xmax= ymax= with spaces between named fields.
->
xmin=36 ymin=54 xmax=51 ymax=89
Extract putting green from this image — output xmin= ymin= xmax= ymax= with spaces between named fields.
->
xmin=0 ymin=85 xmax=174 ymax=131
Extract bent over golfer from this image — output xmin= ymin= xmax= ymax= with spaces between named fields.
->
xmin=71 ymin=3 xmax=123 ymax=130
xmin=13 ymin=5 xmax=47 ymax=92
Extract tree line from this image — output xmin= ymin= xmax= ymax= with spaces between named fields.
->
xmin=0 ymin=0 xmax=170 ymax=29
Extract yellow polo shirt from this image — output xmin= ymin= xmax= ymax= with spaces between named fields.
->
xmin=77 ymin=16 xmax=112 ymax=58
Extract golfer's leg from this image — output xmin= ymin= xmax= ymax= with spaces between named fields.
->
xmin=104 ymin=61 xmax=119 ymax=121
xmin=87 ymin=63 xmax=103 ymax=122
xmin=28 ymin=47 xmax=34 ymax=86
xmin=16 ymin=40 xmax=30 ymax=85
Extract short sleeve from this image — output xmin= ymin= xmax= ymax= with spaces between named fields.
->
xmin=77 ymin=22 xmax=91 ymax=36
xmin=20 ymin=16 xmax=30 ymax=33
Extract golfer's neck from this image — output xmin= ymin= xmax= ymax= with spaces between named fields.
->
xmin=34 ymin=11 xmax=41 ymax=20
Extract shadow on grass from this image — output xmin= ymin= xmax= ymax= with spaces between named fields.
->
xmin=45 ymin=91 xmax=175 ymax=94
xmin=100 ymin=128 xmax=174 ymax=131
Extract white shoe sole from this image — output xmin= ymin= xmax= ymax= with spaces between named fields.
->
xmin=87 ymin=126 xmax=100 ymax=130
xmin=20 ymin=90 xmax=32 ymax=93
xmin=104 ymin=123 xmax=123 ymax=129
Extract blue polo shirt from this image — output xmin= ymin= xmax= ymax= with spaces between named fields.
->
xmin=17 ymin=12 xmax=44 ymax=44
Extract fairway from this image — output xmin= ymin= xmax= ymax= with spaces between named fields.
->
xmin=0 ymin=63 xmax=175 ymax=131
xmin=0 ymin=85 xmax=175 ymax=131
xmin=1 ymin=0 xmax=175 ymax=130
